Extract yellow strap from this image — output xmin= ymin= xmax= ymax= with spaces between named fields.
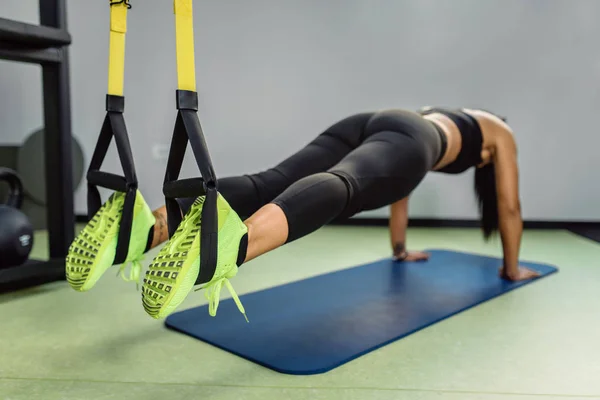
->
xmin=174 ymin=0 xmax=197 ymax=91
xmin=108 ymin=1 xmax=129 ymax=96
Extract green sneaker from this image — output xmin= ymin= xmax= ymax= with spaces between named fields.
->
xmin=66 ymin=190 xmax=156 ymax=291
xmin=142 ymin=194 xmax=248 ymax=320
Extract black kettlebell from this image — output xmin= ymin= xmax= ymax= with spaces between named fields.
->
xmin=0 ymin=168 xmax=33 ymax=269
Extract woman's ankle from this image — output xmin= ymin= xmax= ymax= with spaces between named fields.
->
xmin=241 ymin=205 xmax=289 ymax=264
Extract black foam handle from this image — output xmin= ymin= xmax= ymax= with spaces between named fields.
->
xmin=163 ymin=178 xmax=206 ymax=199
xmin=87 ymin=170 xmax=128 ymax=192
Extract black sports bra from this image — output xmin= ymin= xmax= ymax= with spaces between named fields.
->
xmin=418 ymin=107 xmax=484 ymax=174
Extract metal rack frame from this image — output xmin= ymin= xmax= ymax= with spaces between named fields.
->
xmin=0 ymin=0 xmax=74 ymax=292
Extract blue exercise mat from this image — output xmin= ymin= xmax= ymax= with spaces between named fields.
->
xmin=165 ymin=249 xmax=557 ymax=375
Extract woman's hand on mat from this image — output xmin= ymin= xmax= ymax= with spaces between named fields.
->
xmin=499 ymin=266 xmax=540 ymax=281
xmin=393 ymin=250 xmax=429 ymax=262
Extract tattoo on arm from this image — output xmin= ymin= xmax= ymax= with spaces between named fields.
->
xmin=153 ymin=211 xmax=169 ymax=244
xmin=394 ymin=242 xmax=407 ymax=259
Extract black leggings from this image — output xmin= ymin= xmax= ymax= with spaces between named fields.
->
xmin=180 ymin=109 xmax=443 ymax=243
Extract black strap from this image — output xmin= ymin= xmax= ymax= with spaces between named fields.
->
xmin=87 ymin=94 xmax=138 ymax=265
xmin=163 ymin=90 xmax=218 ymax=285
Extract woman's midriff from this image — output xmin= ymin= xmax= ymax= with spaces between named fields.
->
xmin=423 ymin=113 xmax=462 ymax=171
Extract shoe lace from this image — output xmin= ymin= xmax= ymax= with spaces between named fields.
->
xmin=117 ymin=255 xmax=144 ymax=290
xmin=195 ymin=267 xmax=248 ymax=323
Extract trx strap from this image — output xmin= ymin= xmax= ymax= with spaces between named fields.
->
xmin=108 ymin=0 xmax=129 ymax=96
xmin=174 ymin=0 xmax=196 ymax=92
xmin=162 ymin=0 xmax=219 ymax=285
xmin=86 ymin=0 xmax=137 ymax=265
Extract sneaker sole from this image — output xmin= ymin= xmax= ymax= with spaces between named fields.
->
xmin=66 ymin=193 xmax=123 ymax=291
xmin=66 ymin=191 xmax=155 ymax=291
xmin=142 ymin=199 xmax=204 ymax=319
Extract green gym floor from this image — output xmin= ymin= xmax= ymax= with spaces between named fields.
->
xmin=1 ymin=226 xmax=599 ymax=400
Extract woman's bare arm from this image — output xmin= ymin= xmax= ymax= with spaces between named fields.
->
xmin=389 ymin=197 xmax=429 ymax=261
xmin=389 ymin=197 xmax=409 ymax=258
xmin=493 ymin=133 xmax=538 ymax=280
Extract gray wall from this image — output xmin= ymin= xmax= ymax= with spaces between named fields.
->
xmin=2 ymin=0 xmax=599 ymax=220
